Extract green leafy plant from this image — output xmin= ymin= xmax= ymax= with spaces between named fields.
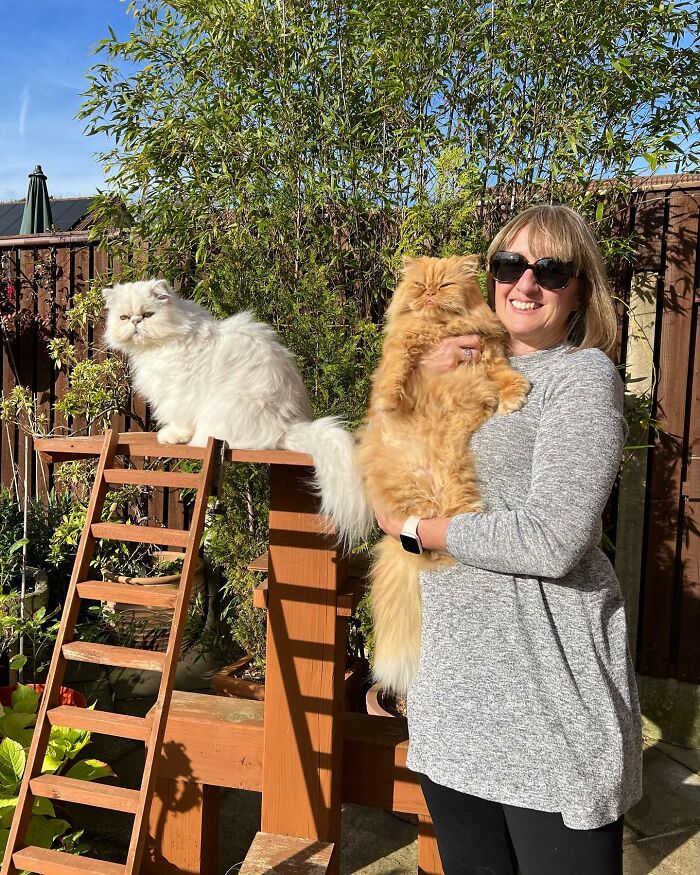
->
xmin=0 ymin=684 xmax=114 ymax=859
xmin=0 ymin=607 xmax=60 ymax=683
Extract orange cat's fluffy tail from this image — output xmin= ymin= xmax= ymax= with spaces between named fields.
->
xmin=370 ymin=536 xmax=423 ymax=696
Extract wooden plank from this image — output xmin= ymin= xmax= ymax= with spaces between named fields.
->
xmin=30 ymin=774 xmax=139 ymax=813
xmin=17 ymin=246 xmax=34 ymax=501
xmin=143 ymin=778 xmax=218 ymax=875
xmin=418 ymin=817 xmax=444 ymax=875
xmin=33 ymin=434 xmax=313 ymax=466
xmin=248 ymin=552 xmax=370 ymax=579
xmin=13 ymin=846 xmax=125 ymax=875
xmin=638 ymin=190 xmax=698 ymax=677
xmin=248 ymin=551 xmax=269 ymax=572
xmin=69 ymin=243 xmax=89 ymax=436
xmin=103 ymin=468 xmax=201 ymax=488
xmin=77 ymin=581 xmax=178 ymax=609
xmin=239 ymin=832 xmax=334 ymax=875
xmin=35 ymin=245 xmax=53 ymax=501
xmin=228 ymin=448 xmax=313 ymax=466
xmin=1 ymin=247 xmax=18 ymax=492
xmin=678 ymin=299 xmax=700 ymax=681
xmin=634 ymin=189 xmax=667 ymax=272
xmin=336 ymin=577 xmax=367 ymax=618
xmin=91 ymin=522 xmax=189 ymax=548
xmin=155 ymin=692 xmax=431 ymax=813
xmin=157 ymin=691 xmax=265 ymax=789
xmin=253 ymin=578 xmax=269 ymax=609
xmin=47 ymin=705 xmax=152 ymax=741
xmin=261 ymin=464 xmax=346 ymax=875
xmin=62 ymin=641 xmax=167 ymax=672
xmin=53 ymin=241 xmax=71 ymax=433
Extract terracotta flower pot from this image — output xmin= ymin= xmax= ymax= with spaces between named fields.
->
xmin=212 ymin=655 xmax=370 ymax=711
xmin=102 ymin=551 xmax=206 ymax=650
xmin=366 ymin=682 xmax=408 ymax=718
xmin=0 ymin=683 xmax=87 ymax=709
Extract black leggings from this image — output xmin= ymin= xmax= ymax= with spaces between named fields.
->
xmin=419 ymin=773 xmax=624 ymax=875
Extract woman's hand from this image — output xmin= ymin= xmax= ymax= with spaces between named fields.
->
xmin=374 ymin=504 xmax=403 ymax=540
xmin=374 ymin=504 xmax=451 ymax=552
xmin=420 ymin=334 xmax=481 ymax=373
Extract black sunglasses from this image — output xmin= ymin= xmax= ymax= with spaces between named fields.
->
xmin=489 ymin=251 xmax=579 ymax=291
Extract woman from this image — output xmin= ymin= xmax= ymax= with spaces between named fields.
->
xmin=374 ymin=204 xmax=643 ymax=875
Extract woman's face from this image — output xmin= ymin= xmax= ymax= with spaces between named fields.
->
xmin=493 ymin=225 xmax=581 ymax=356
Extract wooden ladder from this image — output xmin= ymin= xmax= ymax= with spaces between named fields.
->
xmin=1 ymin=428 xmax=221 ymax=875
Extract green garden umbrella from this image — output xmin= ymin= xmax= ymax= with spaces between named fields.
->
xmin=19 ymin=165 xmax=53 ymax=234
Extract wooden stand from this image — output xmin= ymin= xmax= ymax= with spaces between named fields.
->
xmin=33 ymin=438 xmax=443 ymax=874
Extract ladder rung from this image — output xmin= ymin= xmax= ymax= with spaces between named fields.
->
xmin=14 ymin=846 xmax=126 ymax=875
xmin=77 ymin=580 xmax=178 ymax=608
xmin=103 ymin=468 xmax=201 ymax=489
xmin=92 ymin=522 xmax=189 ymax=547
xmin=248 ymin=551 xmax=269 ymax=572
xmin=30 ymin=774 xmax=140 ymax=813
xmin=47 ymin=705 xmax=153 ymax=741
xmin=62 ymin=641 xmax=167 ymax=672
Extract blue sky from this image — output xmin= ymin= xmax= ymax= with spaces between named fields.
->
xmin=0 ymin=0 xmax=134 ymax=201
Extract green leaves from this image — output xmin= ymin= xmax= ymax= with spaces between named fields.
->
xmin=65 ymin=760 xmax=115 ymax=782
xmin=0 ymin=739 xmax=26 ymax=794
xmin=11 ymin=685 xmax=39 ymax=715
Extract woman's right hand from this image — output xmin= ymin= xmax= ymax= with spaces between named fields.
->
xmin=420 ymin=334 xmax=481 ymax=372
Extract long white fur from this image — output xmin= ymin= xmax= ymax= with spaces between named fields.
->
xmin=102 ymin=279 xmax=373 ymax=543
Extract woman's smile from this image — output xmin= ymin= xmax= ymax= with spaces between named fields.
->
xmin=494 ymin=226 xmax=580 ymax=355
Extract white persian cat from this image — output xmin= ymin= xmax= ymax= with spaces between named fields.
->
xmin=102 ymin=278 xmax=372 ymax=542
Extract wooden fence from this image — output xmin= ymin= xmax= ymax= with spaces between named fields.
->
xmin=0 ymin=232 xmax=186 ymax=529
xmin=617 ymin=176 xmax=700 ymax=684
xmin=1 ymin=180 xmax=699 ymax=683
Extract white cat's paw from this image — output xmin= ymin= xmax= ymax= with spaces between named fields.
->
xmin=157 ymin=426 xmax=194 ymax=445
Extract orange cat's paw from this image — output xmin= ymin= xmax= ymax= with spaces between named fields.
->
xmin=496 ymin=377 xmax=531 ymax=415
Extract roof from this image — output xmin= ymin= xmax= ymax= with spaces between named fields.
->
xmin=0 ymin=197 xmax=95 ymax=237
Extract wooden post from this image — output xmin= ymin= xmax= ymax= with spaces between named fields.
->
xmin=418 ymin=816 xmax=443 ymax=875
xmin=144 ymin=778 xmax=218 ymax=875
xmin=261 ymin=464 xmax=347 ymax=874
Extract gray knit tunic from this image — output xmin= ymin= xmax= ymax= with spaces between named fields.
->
xmin=406 ymin=343 xmax=643 ymax=829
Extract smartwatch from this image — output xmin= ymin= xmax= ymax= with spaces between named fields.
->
xmin=400 ymin=516 xmax=423 ymax=555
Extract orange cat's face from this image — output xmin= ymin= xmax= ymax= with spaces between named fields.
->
xmin=388 ymin=255 xmax=483 ymax=321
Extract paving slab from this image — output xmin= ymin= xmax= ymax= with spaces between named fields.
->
xmin=626 ymin=744 xmax=700 ymax=837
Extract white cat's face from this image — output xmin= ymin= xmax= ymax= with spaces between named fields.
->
xmin=102 ymin=280 xmax=179 ymax=350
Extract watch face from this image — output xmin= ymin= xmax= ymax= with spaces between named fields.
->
xmin=400 ymin=533 xmax=422 ymax=554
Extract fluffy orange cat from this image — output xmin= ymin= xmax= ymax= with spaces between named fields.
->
xmin=357 ymin=254 xmax=530 ymax=694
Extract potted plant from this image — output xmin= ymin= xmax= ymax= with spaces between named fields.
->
xmin=100 ymin=549 xmax=206 ymax=651
xmin=0 ymin=683 xmax=113 ymax=859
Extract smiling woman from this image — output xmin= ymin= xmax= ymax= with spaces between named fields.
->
xmin=374 ymin=205 xmax=641 ymax=875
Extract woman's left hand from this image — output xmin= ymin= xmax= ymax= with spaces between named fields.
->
xmin=373 ymin=504 xmax=403 ymax=540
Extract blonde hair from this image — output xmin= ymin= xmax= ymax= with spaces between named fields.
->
xmin=486 ymin=204 xmax=618 ymax=356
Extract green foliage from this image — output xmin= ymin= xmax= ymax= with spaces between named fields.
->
xmin=203 ymin=464 xmax=269 ymax=671
xmin=0 ymin=684 xmax=112 ymax=859
xmin=0 ymin=606 xmax=61 ymax=686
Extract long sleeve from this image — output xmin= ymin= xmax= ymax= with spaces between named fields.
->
xmin=445 ymin=349 xmax=626 ymax=579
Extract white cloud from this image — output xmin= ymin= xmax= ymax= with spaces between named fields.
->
xmin=18 ymin=85 xmax=30 ymax=138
